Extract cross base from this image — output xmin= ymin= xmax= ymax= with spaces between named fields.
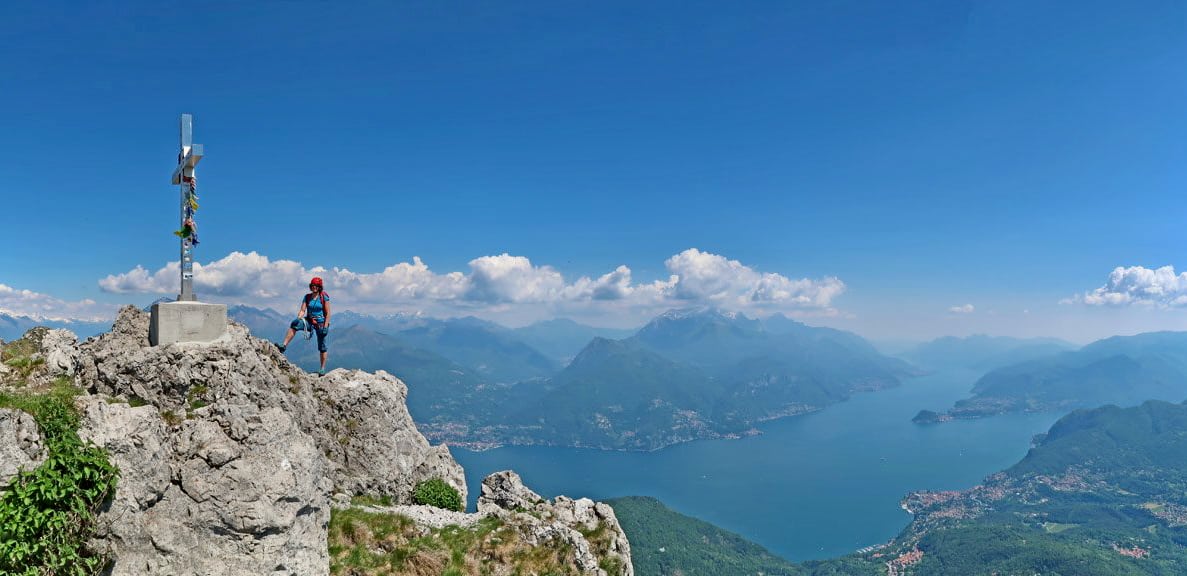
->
xmin=149 ymin=301 xmax=228 ymax=346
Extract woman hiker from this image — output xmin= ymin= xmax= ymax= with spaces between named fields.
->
xmin=276 ymin=276 xmax=332 ymax=376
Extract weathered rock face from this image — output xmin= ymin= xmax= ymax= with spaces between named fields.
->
xmin=75 ymin=306 xmax=465 ymax=504
xmin=40 ymin=328 xmax=81 ymax=378
xmin=479 ymin=471 xmax=634 ymax=576
xmin=0 ymin=408 xmax=44 ymax=487
xmin=79 ymin=397 xmax=330 ymax=576
xmin=59 ymin=306 xmax=466 ymax=575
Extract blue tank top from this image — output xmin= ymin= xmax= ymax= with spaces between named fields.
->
xmin=305 ymin=292 xmax=329 ymax=321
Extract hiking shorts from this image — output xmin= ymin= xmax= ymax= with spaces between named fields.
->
xmin=290 ymin=318 xmax=329 ymax=352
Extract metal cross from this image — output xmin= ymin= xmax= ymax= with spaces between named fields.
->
xmin=171 ymin=114 xmax=204 ymax=301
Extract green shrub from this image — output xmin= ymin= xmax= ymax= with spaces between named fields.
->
xmin=412 ymin=478 xmax=464 ymax=512
xmin=0 ymin=381 xmax=119 ymax=575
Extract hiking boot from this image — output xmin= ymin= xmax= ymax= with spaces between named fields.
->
xmin=275 ymin=342 xmax=286 ymax=353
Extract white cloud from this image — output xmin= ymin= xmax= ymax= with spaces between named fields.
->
xmin=1070 ymin=265 xmax=1187 ymax=307
xmin=948 ymin=304 xmax=975 ymax=314
xmin=0 ymin=284 xmax=114 ymax=321
xmin=98 ymin=248 xmax=846 ymax=321
xmin=465 ymin=254 xmax=566 ymax=303
xmin=664 ymin=249 xmax=845 ymax=309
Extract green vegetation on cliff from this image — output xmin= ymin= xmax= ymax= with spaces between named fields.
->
xmin=0 ymin=377 xmax=119 ymax=576
xmin=945 ymin=331 xmax=1187 ymax=419
xmin=607 ymin=496 xmax=801 ymax=576
xmin=813 ymin=400 xmax=1187 ymax=575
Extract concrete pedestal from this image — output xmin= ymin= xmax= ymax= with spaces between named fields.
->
xmin=149 ymin=301 xmax=228 ymax=346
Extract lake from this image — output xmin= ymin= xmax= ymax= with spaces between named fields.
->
xmin=451 ymin=369 xmax=1063 ymax=561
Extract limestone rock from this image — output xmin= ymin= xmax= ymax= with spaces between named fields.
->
xmin=79 ymin=396 xmax=330 ymax=576
xmin=70 ymin=305 xmax=469 ymax=574
xmin=76 ymin=306 xmax=465 ymax=505
xmin=479 ymin=471 xmax=634 ymax=576
xmin=0 ymin=408 xmax=45 ymax=488
xmin=40 ymin=328 xmax=81 ymax=377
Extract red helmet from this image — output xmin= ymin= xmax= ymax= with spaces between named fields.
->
xmin=309 ymin=277 xmax=324 ymax=288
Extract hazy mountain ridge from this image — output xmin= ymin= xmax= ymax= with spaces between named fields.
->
xmin=512 ymin=318 xmax=636 ymax=364
xmin=924 ymin=331 xmax=1187 ymax=421
xmin=900 ymin=334 xmax=1078 ymax=372
xmin=229 ymin=305 xmax=912 ymax=450
xmin=0 ymin=312 xmax=111 ymax=342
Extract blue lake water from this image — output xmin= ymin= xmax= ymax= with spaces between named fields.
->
xmin=451 ymin=370 xmax=1063 ymax=562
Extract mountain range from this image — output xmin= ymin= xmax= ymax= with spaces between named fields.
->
xmin=918 ymin=331 xmax=1187 ymax=422
xmin=228 ymin=305 xmax=916 ymax=450
xmin=0 ymin=312 xmax=111 ymax=342
xmin=898 ymin=334 xmax=1077 ymax=372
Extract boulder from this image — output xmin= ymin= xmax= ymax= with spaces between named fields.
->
xmin=79 ymin=396 xmax=329 ymax=576
xmin=40 ymin=328 xmax=81 ymax=377
xmin=0 ymin=408 xmax=44 ymax=488
xmin=479 ymin=471 xmax=634 ymax=576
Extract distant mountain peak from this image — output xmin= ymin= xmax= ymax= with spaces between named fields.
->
xmin=657 ymin=306 xmax=741 ymax=321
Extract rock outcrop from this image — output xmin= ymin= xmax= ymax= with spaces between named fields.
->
xmin=331 ymin=470 xmax=633 ymax=575
xmin=51 ymin=306 xmax=467 ymax=575
xmin=79 ymin=396 xmax=330 ymax=575
xmin=0 ymin=408 xmax=44 ymax=486
xmin=479 ymin=471 xmax=634 ymax=576
xmin=75 ymin=306 xmax=465 ymax=506
xmin=0 ymin=306 xmax=634 ymax=575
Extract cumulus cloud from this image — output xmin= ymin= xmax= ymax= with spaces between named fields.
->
xmin=0 ymin=284 xmax=114 ymax=321
xmin=948 ymin=304 xmax=975 ymax=314
xmin=665 ymin=249 xmax=845 ymax=309
xmin=98 ymin=248 xmax=846 ymax=320
xmin=1069 ymin=265 xmax=1187 ymax=307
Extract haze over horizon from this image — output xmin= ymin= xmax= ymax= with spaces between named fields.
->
xmin=2 ymin=1 xmax=1185 ymax=343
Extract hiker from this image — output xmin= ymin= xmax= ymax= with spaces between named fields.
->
xmin=276 ymin=276 xmax=332 ymax=376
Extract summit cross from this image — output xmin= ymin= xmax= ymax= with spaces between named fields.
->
xmin=171 ymin=114 xmax=204 ymax=301
xmin=148 ymin=114 xmax=226 ymax=346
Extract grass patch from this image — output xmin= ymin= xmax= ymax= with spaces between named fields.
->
xmin=352 ymin=494 xmax=394 ymax=507
xmin=186 ymin=384 xmax=210 ymax=411
xmin=329 ymin=508 xmax=586 ymax=576
xmin=161 ymin=410 xmax=183 ymax=426
xmin=1042 ymin=522 xmax=1079 ymax=534
xmin=0 ymin=328 xmax=48 ymax=383
xmin=0 ymin=379 xmax=119 ymax=575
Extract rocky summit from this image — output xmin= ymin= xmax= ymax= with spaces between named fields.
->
xmin=0 ymin=306 xmax=633 ymax=576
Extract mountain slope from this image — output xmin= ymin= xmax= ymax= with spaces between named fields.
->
xmin=607 ymin=496 xmax=800 ymax=576
xmin=513 ymin=318 xmax=636 ymax=364
xmin=396 ymin=318 xmax=558 ymax=383
xmin=503 ymin=338 xmax=726 ymax=449
xmin=939 ymin=331 xmax=1187 ymax=418
xmin=487 ymin=309 xmax=911 ymax=450
xmin=901 ymin=334 xmax=1077 ymax=372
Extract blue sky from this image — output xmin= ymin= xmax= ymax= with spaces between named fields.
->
xmin=1 ymin=1 xmax=1185 ymax=341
